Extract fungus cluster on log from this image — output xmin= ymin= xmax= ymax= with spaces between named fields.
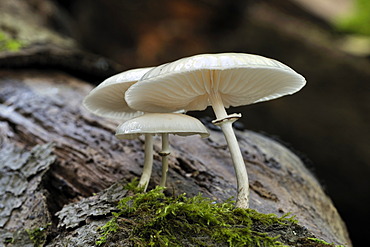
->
xmin=83 ymin=53 xmax=306 ymax=208
xmin=115 ymin=113 xmax=209 ymax=189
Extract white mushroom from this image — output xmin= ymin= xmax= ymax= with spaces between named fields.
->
xmin=125 ymin=53 xmax=306 ymax=208
xmin=82 ymin=67 xmax=154 ymax=191
xmin=115 ymin=113 xmax=210 ymax=187
xmin=83 ymin=67 xmax=152 ymax=120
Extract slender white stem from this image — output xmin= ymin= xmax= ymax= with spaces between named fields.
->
xmin=160 ymin=133 xmax=170 ymax=187
xmin=138 ymin=134 xmax=153 ymax=191
xmin=209 ymin=91 xmax=249 ymax=208
xmin=209 ymin=91 xmax=228 ymax=120
xmin=220 ymin=122 xmax=249 ymax=208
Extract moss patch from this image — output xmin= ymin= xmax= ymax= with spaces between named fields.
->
xmin=336 ymin=0 xmax=370 ymax=36
xmin=0 ymin=31 xmax=23 ymax=52
xmin=96 ymin=183 xmax=344 ymax=247
xmin=26 ymin=223 xmax=51 ymax=247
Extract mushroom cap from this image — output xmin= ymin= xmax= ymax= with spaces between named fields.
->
xmin=125 ymin=53 xmax=306 ymax=113
xmin=83 ymin=67 xmax=152 ymax=120
xmin=115 ymin=113 xmax=210 ymax=139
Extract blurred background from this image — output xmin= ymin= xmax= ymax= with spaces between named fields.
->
xmin=1 ymin=0 xmax=369 ymax=246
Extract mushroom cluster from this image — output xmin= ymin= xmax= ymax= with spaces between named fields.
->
xmin=116 ymin=113 xmax=209 ymax=188
xmin=83 ymin=67 xmax=210 ymax=191
xmin=83 ymin=53 xmax=306 ymax=208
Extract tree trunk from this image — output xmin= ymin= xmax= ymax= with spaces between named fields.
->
xmin=0 ymin=0 xmax=352 ymax=245
xmin=0 ymin=69 xmax=350 ymax=246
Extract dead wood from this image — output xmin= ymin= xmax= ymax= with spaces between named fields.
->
xmin=0 ymin=70 xmax=351 ymax=246
xmin=0 ymin=0 xmax=355 ymax=245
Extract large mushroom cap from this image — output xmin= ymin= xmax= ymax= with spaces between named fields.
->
xmin=83 ymin=67 xmax=152 ymax=120
xmin=125 ymin=53 xmax=306 ymax=113
xmin=115 ymin=113 xmax=210 ymax=139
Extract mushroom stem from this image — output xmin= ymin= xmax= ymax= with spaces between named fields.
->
xmin=209 ymin=90 xmax=228 ymax=120
xmin=209 ymin=91 xmax=250 ymax=208
xmin=138 ymin=134 xmax=153 ymax=191
xmin=219 ymin=121 xmax=249 ymax=208
xmin=159 ymin=133 xmax=170 ymax=187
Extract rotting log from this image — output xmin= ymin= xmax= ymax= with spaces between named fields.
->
xmin=0 ymin=70 xmax=351 ymax=246
xmin=0 ymin=0 xmax=354 ymax=245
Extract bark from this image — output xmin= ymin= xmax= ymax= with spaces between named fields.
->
xmin=0 ymin=0 xmax=354 ymax=245
xmin=0 ymin=70 xmax=351 ymax=246
xmin=0 ymin=0 xmax=123 ymax=82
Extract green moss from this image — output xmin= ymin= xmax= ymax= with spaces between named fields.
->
xmin=122 ymin=178 xmax=145 ymax=193
xmin=336 ymin=0 xmax=370 ymax=36
xmin=292 ymin=237 xmax=345 ymax=247
xmin=304 ymin=238 xmax=345 ymax=247
xmin=307 ymin=238 xmax=332 ymax=244
xmin=96 ymin=182 xmax=345 ymax=246
xmin=96 ymin=218 xmax=120 ymax=245
xmin=26 ymin=223 xmax=51 ymax=247
xmin=3 ymin=237 xmax=14 ymax=244
xmin=0 ymin=31 xmax=23 ymax=52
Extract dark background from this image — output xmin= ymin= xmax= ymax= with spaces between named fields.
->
xmin=2 ymin=0 xmax=369 ymax=246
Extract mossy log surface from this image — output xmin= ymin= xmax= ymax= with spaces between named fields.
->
xmin=0 ymin=70 xmax=350 ymax=246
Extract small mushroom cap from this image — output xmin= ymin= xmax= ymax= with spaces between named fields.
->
xmin=125 ymin=53 xmax=306 ymax=113
xmin=83 ymin=67 xmax=152 ymax=120
xmin=115 ymin=113 xmax=210 ymax=139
